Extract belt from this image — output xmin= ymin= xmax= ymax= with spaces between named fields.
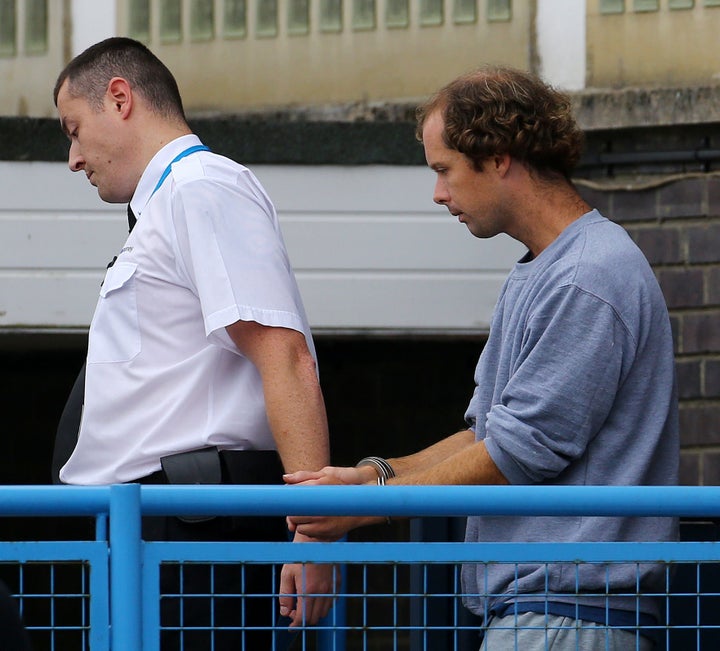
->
xmin=135 ymin=448 xmax=284 ymax=486
xmin=135 ymin=448 xmax=288 ymax=531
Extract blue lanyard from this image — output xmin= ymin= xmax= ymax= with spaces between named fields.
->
xmin=151 ymin=144 xmax=210 ymax=198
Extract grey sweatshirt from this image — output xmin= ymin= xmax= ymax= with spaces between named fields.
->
xmin=462 ymin=210 xmax=679 ymax=619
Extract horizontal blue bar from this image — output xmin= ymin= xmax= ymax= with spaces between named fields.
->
xmin=0 ymin=485 xmax=716 ymax=518
xmin=138 ymin=485 xmax=720 ymax=518
xmin=0 ymin=486 xmax=110 ymax=516
xmin=144 ymin=540 xmax=720 ymax=564
xmin=0 ymin=540 xmax=107 ymax=562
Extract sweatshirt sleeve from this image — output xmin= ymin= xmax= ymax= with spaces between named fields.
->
xmin=483 ymin=283 xmax=634 ymax=485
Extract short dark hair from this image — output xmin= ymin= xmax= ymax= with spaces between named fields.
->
xmin=53 ymin=37 xmax=186 ymax=123
xmin=416 ymin=66 xmax=584 ymax=179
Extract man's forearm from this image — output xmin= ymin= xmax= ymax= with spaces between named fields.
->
xmin=263 ymin=354 xmax=330 ymax=473
xmin=391 ymin=437 xmax=508 ymax=486
xmin=387 ymin=429 xmax=476 ymax=478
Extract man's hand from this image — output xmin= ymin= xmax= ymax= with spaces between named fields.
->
xmin=279 ymin=532 xmax=340 ymax=628
xmin=284 ymin=465 xmax=383 ymax=540
xmin=283 ymin=465 xmax=370 ymax=486
xmin=286 ymin=513 xmax=369 ymax=541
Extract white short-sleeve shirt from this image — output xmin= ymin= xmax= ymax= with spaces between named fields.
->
xmin=60 ymin=135 xmax=315 ymax=485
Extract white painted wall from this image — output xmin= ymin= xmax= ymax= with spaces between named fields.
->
xmin=536 ymin=0 xmax=586 ymax=90
xmin=0 ymin=162 xmax=524 ymax=335
xmin=71 ymin=0 xmax=118 ymax=57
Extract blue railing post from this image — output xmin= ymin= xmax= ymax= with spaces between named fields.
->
xmin=110 ymin=483 xmax=143 ymax=650
xmin=317 ymin=562 xmax=347 ymax=651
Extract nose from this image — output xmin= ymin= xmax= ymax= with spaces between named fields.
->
xmin=433 ymin=176 xmax=449 ymax=205
xmin=68 ymin=141 xmax=84 ymax=172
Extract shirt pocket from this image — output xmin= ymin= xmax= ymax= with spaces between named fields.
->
xmin=87 ymin=262 xmax=141 ymax=363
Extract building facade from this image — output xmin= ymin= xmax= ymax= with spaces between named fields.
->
xmin=0 ymin=0 xmax=718 ymax=491
xmin=4 ymin=1 xmax=720 ymax=117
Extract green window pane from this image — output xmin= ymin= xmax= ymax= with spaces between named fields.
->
xmin=352 ymin=0 xmax=375 ymax=30
xmin=129 ymin=0 xmax=150 ymax=42
xmin=420 ymin=0 xmax=443 ymax=26
xmin=320 ymin=0 xmax=342 ymax=31
xmin=600 ymin=0 xmax=624 ymax=11
xmin=0 ymin=0 xmax=15 ymax=57
xmin=703 ymin=0 xmax=720 ymax=5
xmin=257 ymin=0 xmax=278 ymax=37
xmin=25 ymin=0 xmax=47 ymax=54
xmin=160 ymin=0 xmax=182 ymax=42
xmin=487 ymin=0 xmax=510 ymax=21
xmin=453 ymin=0 xmax=476 ymax=24
xmin=190 ymin=0 xmax=214 ymax=40
xmin=224 ymin=0 xmax=247 ymax=37
xmin=633 ymin=0 xmax=658 ymax=10
xmin=288 ymin=0 xmax=310 ymax=34
xmin=386 ymin=0 xmax=408 ymax=27
xmin=669 ymin=0 xmax=693 ymax=7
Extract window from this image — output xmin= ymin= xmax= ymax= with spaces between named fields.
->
xmin=320 ymin=0 xmax=342 ymax=31
xmin=599 ymin=0 xmax=624 ymax=11
xmin=633 ymin=0 xmax=659 ymax=10
xmin=257 ymin=0 xmax=278 ymax=37
xmin=25 ymin=0 xmax=47 ymax=54
xmin=386 ymin=0 xmax=409 ymax=27
xmin=352 ymin=0 xmax=375 ymax=30
xmin=486 ymin=0 xmax=510 ymax=21
xmin=128 ymin=0 xmax=150 ymax=42
xmin=669 ymin=0 xmax=693 ymax=7
xmin=160 ymin=0 xmax=182 ymax=42
xmin=288 ymin=0 xmax=310 ymax=34
xmin=419 ymin=0 xmax=443 ymax=26
xmin=224 ymin=0 xmax=247 ymax=37
xmin=0 ymin=0 xmax=14 ymax=57
xmin=453 ymin=0 xmax=475 ymax=24
xmin=190 ymin=0 xmax=214 ymax=40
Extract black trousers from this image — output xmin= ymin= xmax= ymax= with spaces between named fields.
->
xmin=0 ymin=580 xmax=33 ymax=651
xmin=139 ymin=450 xmax=293 ymax=651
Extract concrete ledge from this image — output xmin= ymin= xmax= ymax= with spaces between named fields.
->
xmin=193 ymin=84 xmax=720 ymax=131
xmin=571 ymin=85 xmax=720 ymax=131
xmin=3 ymin=85 xmax=720 ymax=165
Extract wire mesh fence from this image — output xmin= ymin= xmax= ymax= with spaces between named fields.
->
xmin=0 ymin=485 xmax=718 ymax=650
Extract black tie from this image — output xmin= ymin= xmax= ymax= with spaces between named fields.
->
xmin=127 ymin=204 xmax=137 ymax=233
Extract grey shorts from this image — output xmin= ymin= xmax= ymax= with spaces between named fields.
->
xmin=479 ymin=611 xmax=654 ymax=651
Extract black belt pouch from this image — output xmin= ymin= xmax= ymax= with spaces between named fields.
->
xmin=219 ymin=449 xmax=285 ymax=485
xmin=160 ymin=447 xmax=285 ymax=526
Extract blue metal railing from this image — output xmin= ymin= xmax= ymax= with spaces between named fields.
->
xmin=0 ymin=484 xmax=718 ymax=649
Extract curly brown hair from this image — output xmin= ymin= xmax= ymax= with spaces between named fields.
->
xmin=416 ymin=66 xmax=584 ymax=179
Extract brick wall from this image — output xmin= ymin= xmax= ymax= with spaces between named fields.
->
xmin=577 ymin=177 xmax=720 ymax=486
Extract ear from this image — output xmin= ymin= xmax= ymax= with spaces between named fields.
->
xmin=106 ymin=77 xmax=133 ymax=119
xmin=492 ymin=153 xmax=512 ymax=178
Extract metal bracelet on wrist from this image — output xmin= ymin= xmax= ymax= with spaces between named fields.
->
xmin=355 ymin=456 xmax=396 ymax=481
xmin=356 ymin=456 xmax=394 ymax=524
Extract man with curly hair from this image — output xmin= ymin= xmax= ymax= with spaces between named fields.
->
xmin=285 ymin=67 xmax=678 ymax=650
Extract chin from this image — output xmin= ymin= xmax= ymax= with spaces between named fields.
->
xmin=98 ymin=189 xmax=128 ymax=204
xmin=467 ymin=225 xmax=499 ymax=240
